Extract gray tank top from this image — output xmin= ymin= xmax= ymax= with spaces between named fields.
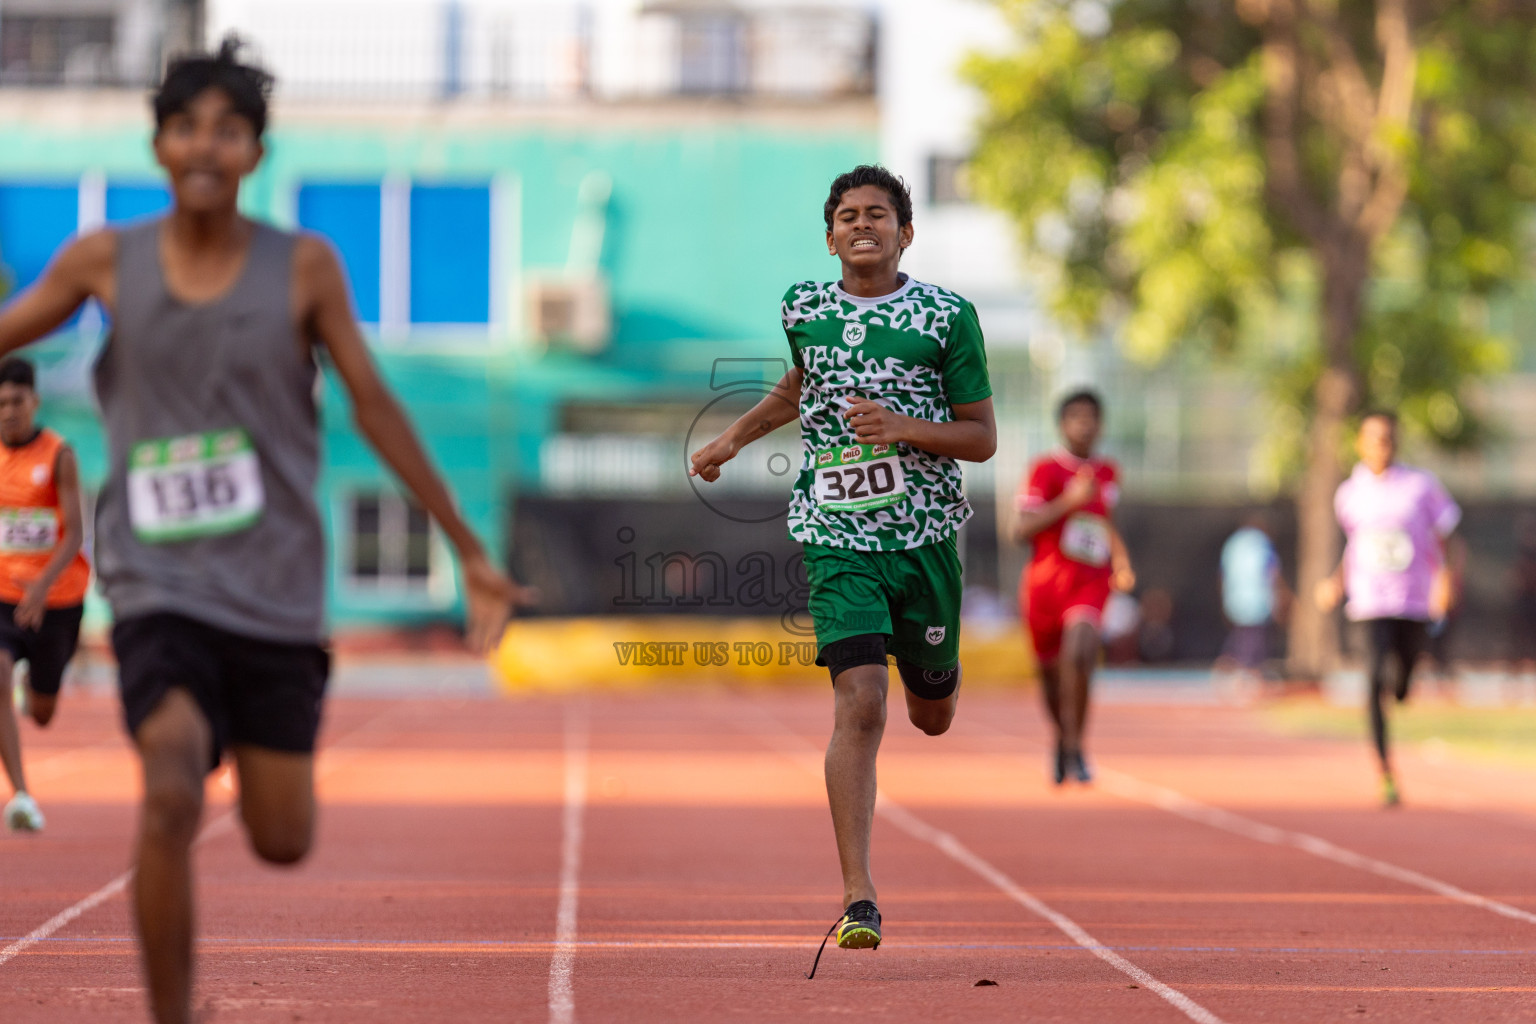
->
xmin=93 ymin=218 xmax=326 ymax=643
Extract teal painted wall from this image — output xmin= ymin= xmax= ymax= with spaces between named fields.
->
xmin=0 ymin=111 xmax=877 ymax=631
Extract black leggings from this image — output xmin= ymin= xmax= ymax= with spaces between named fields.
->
xmin=1361 ymin=618 xmax=1428 ymax=769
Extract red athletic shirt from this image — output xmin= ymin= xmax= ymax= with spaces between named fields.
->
xmin=1017 ymin=451 xmax=1120 ymax=584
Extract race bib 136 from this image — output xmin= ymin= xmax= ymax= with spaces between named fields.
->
xmin=127 ymin=429 xmax=264 ymax=543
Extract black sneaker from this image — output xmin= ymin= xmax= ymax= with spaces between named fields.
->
xmin=1052 ymin=743 xmax=1067 ymax=786
xmin=836 ymin=899 xmax=882 ymax=949
xmin=1068 ymin=749 xmax=1093 ymax=784
xmin=805 ymin=900 xmax=881 ymax=979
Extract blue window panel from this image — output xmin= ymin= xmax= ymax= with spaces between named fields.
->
xmin=298 ymin=183 xmax=382 ymax=323
xmin=0 ymin=183 xmax=78 ymax=294
xmin=105 ymin=183 xmax=171 ymax=223
xmin=410 ymin=184 xmax=489 ymax=324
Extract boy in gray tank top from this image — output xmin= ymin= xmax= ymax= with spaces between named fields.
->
xmin=0 ymin=40 xmax=532 ymax=1024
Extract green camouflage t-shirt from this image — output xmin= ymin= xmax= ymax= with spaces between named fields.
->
xmin=781 ymin=275 xmax=992 ymax=551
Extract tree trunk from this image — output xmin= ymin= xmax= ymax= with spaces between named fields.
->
xmin=1287 ymin=237 xmax=1367 ymax=679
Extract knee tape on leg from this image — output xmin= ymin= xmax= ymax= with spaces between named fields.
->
xmin=897 ymin=660 xmax=960 ymax=701
xmin=821 ymin=634 xmax=888 ymax=683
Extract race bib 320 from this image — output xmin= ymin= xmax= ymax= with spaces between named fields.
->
xmin=813 ymin=443 xmax=908 ymax=513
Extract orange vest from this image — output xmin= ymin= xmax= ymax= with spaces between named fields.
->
xmin=0 ymin=428 xmax=90 ymax=607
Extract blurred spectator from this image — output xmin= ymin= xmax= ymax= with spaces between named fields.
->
xmin=1216 ymin=514 xmax=1289 ymax=675
xmin=1509 ymin=512 xmax=1536 ymax=671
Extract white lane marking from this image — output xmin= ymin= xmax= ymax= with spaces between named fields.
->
xmin=0 ymin=805 xmax=240 ymax=968
xmin=877 ymin=800 xmax=1227 ymax=1024
xmin=0 ymin=703 xmax=404 ymax=969
xmin=548 ymin=703 xmax=589 ymax=1024
xmin=742 ymin=710 xmax=1227 ymax=1024
xmin=0 ymin=872 xmax=130 ymax=967
xmin=1095 ymin=768 xmax=1536 ymax=927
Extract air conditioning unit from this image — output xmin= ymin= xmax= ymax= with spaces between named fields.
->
xmin=525 ymin=275 xmax=610 ymax=354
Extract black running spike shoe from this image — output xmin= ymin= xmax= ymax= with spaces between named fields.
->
xmin=1069 ymin=749 xmax=1093 ymax=785
xmin=805 ymin=900 xmax=882 ymax=979
xmin=836 ymin=899 xmax=882 ymax=949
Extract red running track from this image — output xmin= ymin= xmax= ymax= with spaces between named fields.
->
xmin=3 ymin=687 xmax=1535 ymax=1022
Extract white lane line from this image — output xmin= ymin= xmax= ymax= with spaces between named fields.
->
xmin=874 ymin=800 xmax=1227 ymax=1023
xmin=0 ymin=804 xmax=240 ymax=968
xmin=1095 ymin=768 xmax=1536 ymax=927
xmin=0 ymin=702 xmax=404 ymax=969
xmin=548 ymin=703 xmax=589 ymax=1024
xmin=0 ymin=871 xmax=130 ymax=967
xmin=742 ymin=710 xmax=1228 ymax=1024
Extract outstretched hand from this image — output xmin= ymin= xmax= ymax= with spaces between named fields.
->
xmin=461 ymin=554 xmax=538 ymax=655
xmin=689 ymin=434 xmax=739 ymax=483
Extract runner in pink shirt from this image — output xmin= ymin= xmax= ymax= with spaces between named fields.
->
xmin=1316 ymin=411 xmax=1460 ymax=806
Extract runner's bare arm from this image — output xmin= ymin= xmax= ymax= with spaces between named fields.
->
xmin=0 ymin=232 xmax=116 ymax=358
xmin=295 ymin=236 xmax=532 ymax=651
xmin=1429 ymin=533 xmax=1463 ymax=619
xmin=1014 ymin=467 xmax=1096 ymax=543
xmin=688 ymin=368 xmax=802 ymax=482
xmin=844 ymin=395 xmax=995 ymax=463
xmin=1109 ymin=522 xmax=1136 ymax=593
xmin=14 ymin=446 xmax=85 ymax=630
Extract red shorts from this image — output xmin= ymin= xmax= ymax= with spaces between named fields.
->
xmin=1021 ymin=567 xmax=1111 ymax=664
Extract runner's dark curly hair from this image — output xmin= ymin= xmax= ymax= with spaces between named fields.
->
xmin=823 ymin=166 xmax=914 ymax=230
xmin=1057 ymin=388 xmax=1103 ymax=421
xmin=153 ymin=35 xmax=274 ymax=138
xmin=0 ymin=357 xmax=35 ymax=390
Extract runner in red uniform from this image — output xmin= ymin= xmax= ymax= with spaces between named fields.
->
xmin=1014 ymin=390 xmax=1134 ymax=784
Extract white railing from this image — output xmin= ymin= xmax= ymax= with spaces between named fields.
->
xmin=207 ymin=0 xmax=876 ymax=102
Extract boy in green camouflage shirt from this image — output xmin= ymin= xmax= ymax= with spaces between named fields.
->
xmin=690 ymin=166 xmax=995 ymax=968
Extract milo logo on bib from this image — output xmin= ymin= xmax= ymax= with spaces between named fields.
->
xmin=813 ymin=442 xmax=908 ymax=513
xmin=127 ymin=428 xmax=265 ymax=544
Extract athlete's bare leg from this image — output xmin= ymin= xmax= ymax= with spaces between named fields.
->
xmin=826 ymin=663 xmax=887 ymax=907
xmin=28 ymin=691 xmax=57 ymax=727
xmin=231 ymin=745 xmax=315 ymax=865
xmin=1038 ymin=660 xmax=1064 ymax=732
xmin=0 ymin=652 xmax=27 ymax=796
xmin=1059 ymin=620 xmax=1099 ymax=754
xmin=132 ymin=688 xmax=210 ymax=1024
xmin=903 ymin=667 xmax=960 ymax=736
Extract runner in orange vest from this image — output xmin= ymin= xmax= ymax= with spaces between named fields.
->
xmin=0 ymin=356 xmax=89 ymax=832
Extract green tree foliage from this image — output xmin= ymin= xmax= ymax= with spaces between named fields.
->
xmin=966 ymin=0 xmax=1536 ymax=670
xmin=967 ymin=0 xmax=1530 ymax=437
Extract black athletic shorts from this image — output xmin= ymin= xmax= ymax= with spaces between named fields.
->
xmin=0 ymin=600 xmax=84 ymax=697
xmin=114 ymin=613 xmax=330 ymax=771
